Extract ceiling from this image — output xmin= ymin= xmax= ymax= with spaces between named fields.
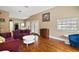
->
xmin=0 ymin=6 xmax=54 ymax=19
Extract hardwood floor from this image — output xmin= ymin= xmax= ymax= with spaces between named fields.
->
xmin=19 ymin=36 xmax=79 ymax=52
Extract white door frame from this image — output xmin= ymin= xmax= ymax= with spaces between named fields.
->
xmin=31 ymin=20 xmax=39 ymax=34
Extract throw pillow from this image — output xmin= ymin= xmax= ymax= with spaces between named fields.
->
xmin=0 ymin=36 xmax=5 ymax=43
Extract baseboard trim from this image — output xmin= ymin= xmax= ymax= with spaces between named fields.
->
xmin=49 ymin=35 xmax=66 ymax=41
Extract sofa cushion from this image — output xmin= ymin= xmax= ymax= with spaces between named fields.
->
xmin=5 ymin=37 xmax=14 ymax=41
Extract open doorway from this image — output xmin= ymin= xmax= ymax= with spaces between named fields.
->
xmin=14 ymin=23 xmax=19 ymax=30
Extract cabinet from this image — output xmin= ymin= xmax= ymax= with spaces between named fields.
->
xmin=40 ymin=28 xmax=49 ymax=38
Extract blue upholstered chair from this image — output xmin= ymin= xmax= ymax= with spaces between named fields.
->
xmin=69 ymin=34 xmax=79 ymax=48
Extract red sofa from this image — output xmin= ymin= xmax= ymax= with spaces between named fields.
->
xmin=13 ymin=29 xmax=30 ymax=39
xmin=0 ymin=29 xmax=30 ymax=52
xmin=0 ymin=32 xmax=20 ymax=52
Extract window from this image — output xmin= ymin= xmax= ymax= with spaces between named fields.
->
xmin=21 ymin=22 xmax=25 ymax=27
xmin=57 ymin=17 xmax=78 ymax=32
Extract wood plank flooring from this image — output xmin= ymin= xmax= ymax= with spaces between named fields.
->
xmin=19 ymin=36 xmax=79 ymax=52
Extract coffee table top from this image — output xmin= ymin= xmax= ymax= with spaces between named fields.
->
xmin=23 ymin=35 xmax=35 ymax=40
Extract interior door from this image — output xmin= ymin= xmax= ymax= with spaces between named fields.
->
xmin=31 ymin=20 xmax=39 ymax=34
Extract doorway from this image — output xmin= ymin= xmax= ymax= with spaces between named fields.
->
xmin=31 ymin=20 xmax=39 ymax=34
xmin=14 ymin=23 xmax=19 ymax=30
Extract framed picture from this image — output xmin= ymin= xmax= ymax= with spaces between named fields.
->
xmin=42 ymin=12 xmax=50 ymax=22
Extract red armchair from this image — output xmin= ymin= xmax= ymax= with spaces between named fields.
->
xmin=0 ymin=32 xmax=20 ymax=52
xmin=0 ymin=40 xmax=20 ymax=52
xmin=0 ymin=32 xmax=13 ymax=41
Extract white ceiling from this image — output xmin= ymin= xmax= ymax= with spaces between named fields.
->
xmin=0 ymin=6 xmax=54 ymax=19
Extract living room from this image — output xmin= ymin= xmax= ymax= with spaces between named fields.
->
xmin=0 ymin=6 xmax=79 ymax=52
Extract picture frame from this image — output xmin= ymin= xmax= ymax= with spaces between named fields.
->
xmin=42 ymin=12 xmax=50 ymax=22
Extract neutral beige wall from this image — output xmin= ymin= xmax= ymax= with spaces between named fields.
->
xmin=0 ymin=10 xmax=9 ymax=33
xmin=26 ymin=6 xmax=79 ymax=36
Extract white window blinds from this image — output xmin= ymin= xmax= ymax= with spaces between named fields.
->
xmin=57 ymin=17 xmax=78 ymax=31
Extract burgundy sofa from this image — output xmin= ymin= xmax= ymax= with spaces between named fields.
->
xmin=0 ymin=32 xmax=13 ymax=41
xmin=13 ymin=29 xmax=30 ymax=39
xmin=0 ymin=32 xmax=20 ymax=52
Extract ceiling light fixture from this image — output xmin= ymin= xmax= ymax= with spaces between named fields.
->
xmin=24 ymin=6 xmax=29 ymax=8
xmin=18 ymin=11 xmax=22 ymax=12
